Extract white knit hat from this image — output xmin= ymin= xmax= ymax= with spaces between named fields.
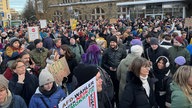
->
xmin=131 ymin=45 xmax=143 ymax=56
xmin=39 ymin=69 xmax=54 ymax=86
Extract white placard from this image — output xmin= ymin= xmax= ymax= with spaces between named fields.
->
xmin=28 ymin=27 xmax=40 ymax=42
xmin=59 ymin=77 xmax=98 ymax=108
xmin=40 ymin=20 xmax=47 ymax=28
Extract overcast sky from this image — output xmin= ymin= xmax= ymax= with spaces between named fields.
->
xmin=10 ymin=0 xmax=27 ymax=12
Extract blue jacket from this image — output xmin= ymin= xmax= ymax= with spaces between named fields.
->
xmin=8 ymin=94 xmax=27 ymax=108
xmin=29 ymin=86 xmax=66 ymax=108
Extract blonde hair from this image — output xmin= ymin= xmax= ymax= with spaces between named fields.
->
xmin=173 ymin=65 xmax=192 ymax=103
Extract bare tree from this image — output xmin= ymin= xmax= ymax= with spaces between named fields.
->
xmin=22 ymin=0 xmax=36 ymax=21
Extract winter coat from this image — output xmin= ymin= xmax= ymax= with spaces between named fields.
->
xmin=153 ymin=64 xmax=172 ymax=108
xmin=102 ymin=46 xmax=127 ymax=73
xmin=98 ymin=91 xmax=113 ymax=108
xmin=117 ymin=53 xmax=139 ymax=100
xmin=4 ymin=46 xmax=22 ymax=60
xmin=146 ymin=46 xmax=169 ymax=65
xmin=171 ymin=81 xmax=192 ymax=108
xmin=168 ymin=46 xmax=190 ymax=74
xmin=43 ymin=37 xmax=54 ymax=50
xmin=119 ymin=72 xmax=158 ymax=108
xmin=30 ymin=47 xmax=48 ymax=69
xmin=6 ymin=94 xmax=27 ymax=108
xmin=9 ymin=72 xmax=39 ymax=105
xmin=29 ymin=87 xmax=66 ymax=108
xmin=68 ymin=43 xmax=84 ymax=63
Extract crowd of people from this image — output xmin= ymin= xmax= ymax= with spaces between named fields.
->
xmin=0 ymin=17 xmax=192 ymax=108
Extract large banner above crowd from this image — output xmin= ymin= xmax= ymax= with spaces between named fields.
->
xmin=59 ymin=77 xmax=98 ymax=108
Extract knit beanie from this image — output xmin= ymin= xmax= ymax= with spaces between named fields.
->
xmin=0 ymin=75 xmax=9 ymax=89
xmin=131 ymin=45 xmax=143 ymax=56
xmin=174 ymin=56 xmax=186 ymax=66
xmin=39 ymin=69 xmax=55 ymax=86
xmin=34 ymin=39 xmax=42 ymax=47
xmin=10 ymin=37 xmax=21 ymax=47
xmin=175 ymin=36 xmax=183 ymax=44
xmin=130 ymin=39 xmax=142 ymax=46
xmin=150 ymin=37 xmax=159 ymax=45
xmin=109 ymin=36 xmax=117 ymax=43
xmin=74 ymin=64 xmax=99 ymax=87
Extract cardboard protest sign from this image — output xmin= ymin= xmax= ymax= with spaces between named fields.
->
xmin=39 ymin=20 xmax=47 ymax=28
xmin=48 ymin=57 xmax=70 ymax=85
xmin=28 ymin=26 xmax=40 ymax=42
xmin=110 ymin=18 xmax=117 ymax=24
xmin=59 ymin=77 xmax=98 ymax=108
xmin=185 ymin=18 xmax=192 ymax=27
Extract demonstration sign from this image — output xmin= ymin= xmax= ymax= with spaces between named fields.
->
xmin=185 ymin=18 xmax=192 ymax=27
xmin=48 ymin=57 xmax=70 ymax=85
xmin=59 ymin=77 xmax=98 ymax=108
xmin=28 ymin=26 xmax=40 ymax=42
xmin=39 ymin=19 xmax=47 ymax=28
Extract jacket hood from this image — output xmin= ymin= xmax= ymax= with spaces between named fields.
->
xmin=170 ymin=81 xmax=181 ymax=92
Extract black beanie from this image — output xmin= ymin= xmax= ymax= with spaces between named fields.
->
xmin=109 ymin=36 xmax=117 ymax=43
xmin=150 ymin=37 xmax=159 ymax=45
xmin=34 ymin=39 xmax=42 ymax=46
xmin=73 ymin=64 xmax=99 ymax=87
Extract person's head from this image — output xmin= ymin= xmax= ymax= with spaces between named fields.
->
xmin=10 ymin=38 xmax=21 ymax=49
xmin=130 ymin=39 xmax=142 ymax=46
xmin=82 ymin=44 xmax=102 ymax=66
xmin=109 ymin=36 xmax=118 ymax=49
xmin=19 ymin=51 xmax=31 ymax=66
xmin=47 ymin=49 xmax=60 ymax=61
xmin=129 ymin=57 xmax=150 ymax=77
xmin=173 ymin=36 xmax=183 ymax=46
xmin=11 ymin=59 xmax=26 ymax=75
xmin=174 ymin=56 xmax=186 ymax=66
xmin=181 ymin=31 xmax=187 ymax=39
xmin=173 ymin=66 xmax=192 ymax=103
xmin=0 ymin=75 xmax=9 ymax=104
xmin=74 ymin=64 xmax=102 ymax=92
xmin=60 ymin=45 xmax=74 ymax=60
xmin=54 ymin=38 xmax=61 ymax=47
xmin=1 ymin=32 xmax=7 ymax=37
xmin=155 ymin=56 xmax=170 ymax=69
xmin=39 ymin=69 xmax=55 ymax=91
xmin=34 ymin=39 xmax=43 ymax=48
xmin=150 ymin=37 xmax=159 ymax=50
xmin=130 ymin=45 xmax=143 ymax=56
xmin=70 ymin=37 xmax=76 ymax=45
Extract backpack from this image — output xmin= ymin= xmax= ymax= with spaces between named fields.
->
xmin=97 ymin=66 xmax=114 ymax=100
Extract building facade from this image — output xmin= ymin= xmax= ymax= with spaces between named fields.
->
xmin=35 ymin=0 xmax=188 ymax=21
xmin=0 ymin=0 xmax=10 ymax=20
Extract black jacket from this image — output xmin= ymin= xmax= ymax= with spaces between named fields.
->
xmin=119 ymin=72 xmax=158 ymax=108
xmin=102 ymin=47 xmax=127 ymax=72
xmin=9 ymin=72 xmax=39 ymax=105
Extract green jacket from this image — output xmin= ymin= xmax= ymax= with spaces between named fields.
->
xmin=30 ymin=47 xmax=48 ymax=69
xmin=171 ymin=81 xmax=192 ymax=108
xmin=168 ymin=46 xmax=190 ymax=74
xmin=68 ymin=44 xmax=84 ymax=63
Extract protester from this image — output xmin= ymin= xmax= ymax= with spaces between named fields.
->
xmin=0 ymin=75 xmax=27 ymax=108
xmin=29 ymin=69 xmax=66 ymax=108
xmin=119 ymin=57 xmax=158 ymax=108
xmin=153 ymin=56 xmax=172 ymax=108
xmin=74 ymin=64 xmax=112 ymax=108
xmin=171 ymin=66 xmax=192 ymax=108
xmin=9 ymin=59 xmax=39 ymax=105
xmin=117 ymin=45 xmax=143 ymax=100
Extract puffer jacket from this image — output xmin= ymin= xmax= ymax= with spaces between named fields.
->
xmin=29 ymin=86 xmax=66 ymax=108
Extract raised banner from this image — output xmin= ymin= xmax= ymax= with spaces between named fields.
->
xmin=28 ymin=26 xmax=40 ymax=42
xmin=110 ymin=18 xmax=117 ymax=24
xmin=59 ymin=77 xmax=98 ymax=108
xmin=48 ymin=57 xmax=70 ymax=85
xmin=70 ymin=19 xmax=77 ymax=30
xmin=185 ymin=18 xmax=192 ymax=27
xmin=39 ymin=20 xmax=47 ymax=28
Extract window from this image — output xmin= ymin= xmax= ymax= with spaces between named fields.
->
xmin=53 ymin=10 xmax=63 ymax=21
xmin=91 ymin=7 xmax=105 ymax=20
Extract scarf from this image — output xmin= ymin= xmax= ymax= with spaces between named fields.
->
xmin=39 ymin=82 xmax=57 ymax=97
xmin=140 ymin=76 xmax=150 ymax=97
xmin=0 ymin=89 xmax=12 ymax=108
